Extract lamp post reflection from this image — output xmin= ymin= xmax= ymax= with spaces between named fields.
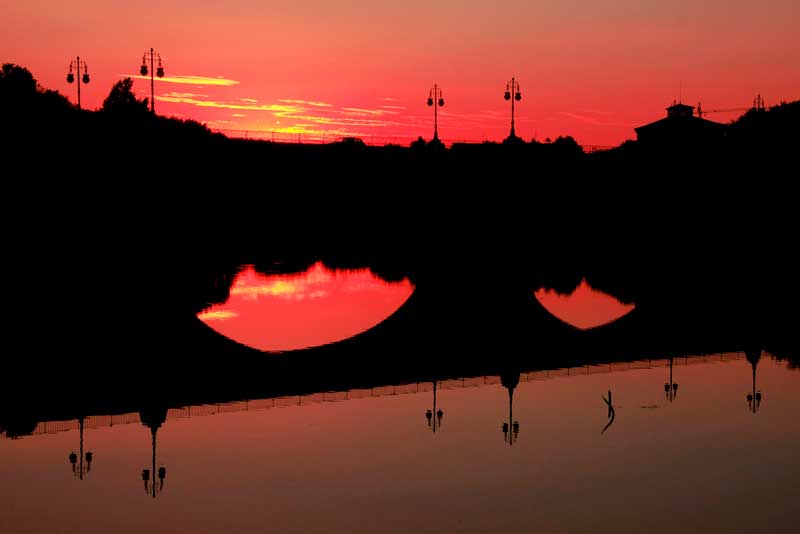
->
xmin=425 ymin=380 xmax=444 ymax=433
xmin=665 ymin=357 xmax=679 ymax=402
xmin=745 ymin=348 xmax=763 ymax=414
xmin=139 ymin=407 xmax=168 ymax=498
xmin=68 ymin=416 xmax=93 ymax=480
xmin=500 ymin=371 xmax=520 ymax=446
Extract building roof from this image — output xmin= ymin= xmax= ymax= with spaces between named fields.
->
xmin=666 ymin=103 xmax=695 ymax=115
xmin=635 ymin=102 xmax=728 ymax=139
xmin=634 ymin=115 xmax=727 ymax=135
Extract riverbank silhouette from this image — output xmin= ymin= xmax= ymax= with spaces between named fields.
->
xmin=2 ymin=63 xmax=798 ymax=418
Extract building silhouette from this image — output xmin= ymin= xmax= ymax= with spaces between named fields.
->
xmin=635 ymin=102 xmax=728 ymax=145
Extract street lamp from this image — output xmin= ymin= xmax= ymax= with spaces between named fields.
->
xmin=503 ymin=77 xmax=522 ymax=140
xmin=425 ymin=380 xmax=444 ymax=433
xmin=68 ymin=416 xmax=93 ymax=480
xmin=139 ymin=48 xmax=165 ymax=114
xmin=66 ymin=57 xmax=90 ymax=109
xmin=665 ymin=357 xmax=679 ymax=402
xmin=500 ymin=371 xmax=520 ymax=446
xmin=426 ymin=84 xmax=445 ymax=143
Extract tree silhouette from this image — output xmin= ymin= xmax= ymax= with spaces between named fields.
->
xmin=102 ymin=78 xmax=149 ymax=114
xmin=1 ymin=63 xmax=72 ymax=122
xmin=410 ymin=136 xmax=427 ymax=149
xmin=0 ymin=63 xmax=37 ymax=97
xmin=551 ymin=135 xmax=583 ymax=156
xmin=0 ymin=64 xmax=39 ymax=112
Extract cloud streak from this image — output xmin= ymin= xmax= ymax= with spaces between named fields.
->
xmin=156 ymin=94 xmax=299 ymax=112
xmin=125 ymin=74 xmax=240 ymax=86
xmin=558 ymin=111 xmax=622 ymax=126
xmin=162 ymin=91 xmax=208 ymax=98
xmin=341 ymin=107 xmax=398 ymax=117
xmin=278 ymin=99 xmax=333 ymax=107
xmin=159 ymin=93 xmax=409 ymax=130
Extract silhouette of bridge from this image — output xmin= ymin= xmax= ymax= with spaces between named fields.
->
xmin=25 ymin=351 xmax=743 ymax=437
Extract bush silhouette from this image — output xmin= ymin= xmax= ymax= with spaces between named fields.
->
xmin=102 ymin=77 xmax=149 ymax=114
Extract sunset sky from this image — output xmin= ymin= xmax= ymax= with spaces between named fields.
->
xmin=4 ymin=1 xmax=798 ymax=145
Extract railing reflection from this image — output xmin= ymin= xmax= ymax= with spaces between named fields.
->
xmin=24 ymin=353 xmax=747 ymax=439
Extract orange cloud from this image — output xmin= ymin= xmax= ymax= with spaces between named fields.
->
xmin=341 ymin=107 xmax=397 ymax=116
xmin=278 ymin=99 xmax=333 ymax=107
xmin=197 ymin=310 xmax=239 ymax=321
xmin=125 ymin=74 xmax=240 ymax=86
xmin=163 ymin=91 xmax=208 ymax=98
xmin=156 ymin=94 xmax=300 ymax=112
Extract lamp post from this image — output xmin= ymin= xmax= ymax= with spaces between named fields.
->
xmin=425 ymin=380 xmax=444 ymax=432
xmin=503 ymin=77 xmax=522 ymax=139
xmin=68 ymin=416 xmax=93 ymax=480
xmin=139 ymin=48 xmax=165 ymax=114
xmin=665 ymin=357 xmax=679 ymax=402
xmin=66 ymin=57 xmax=90 ymax=109
xmin=426 ymin=84 xmax=445 ymax=142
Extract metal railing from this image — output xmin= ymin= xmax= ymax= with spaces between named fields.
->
xmin=210 ymin=128 xmax=614 ymax=152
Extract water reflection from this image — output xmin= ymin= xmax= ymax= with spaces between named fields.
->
xmin=665 ymin=357 xmax=679 ymax=402
xmin=601 ymin=390 xmax=615 ymax=434
xmin=746 ymin=349 xmax=764 ymax=414
xmin=197 ymin=262 xmax=415 ymax=352
xmin=68 ymin=417 xmax=93 ymax=480
xmin=425 ymin=380 xmax=444 ymax=433
xmin=140 ymin=408 xmax=168 ymax=498
xmin=534 ymin=278 xmax=635 ymax=329
xmin=1 ymin=353 xmax=797 ymax=534
xmin=500 ymin=371 xmax=520 ymax=445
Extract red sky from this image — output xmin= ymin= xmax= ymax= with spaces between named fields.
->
xmin=197 ymin=263 xmax=414 ymax=351
xmin=4 ymin=1 xmax=798 ymax=146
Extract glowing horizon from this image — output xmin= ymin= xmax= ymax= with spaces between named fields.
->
xmin=3 ymin=0 xmax=798 ymax=145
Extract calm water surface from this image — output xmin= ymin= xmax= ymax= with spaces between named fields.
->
xmin=2 ymin=354 xmax=797 ymax=533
